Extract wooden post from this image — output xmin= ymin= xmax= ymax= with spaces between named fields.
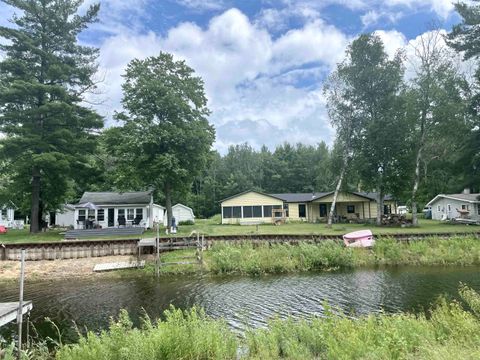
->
xmin=17 ymin=249 xmax=25 ymax=360
xmin=155 ymin=222 xmax=160 ymax=277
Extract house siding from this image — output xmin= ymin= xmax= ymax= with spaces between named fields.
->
xmin=221 ymin=192 xmax=283 ymax=224
xmin=430 ymin=197 xmax=480 ymax=221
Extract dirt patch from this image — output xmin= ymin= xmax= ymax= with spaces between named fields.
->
xmin=0 ymin=255 xmax=148 ymax=281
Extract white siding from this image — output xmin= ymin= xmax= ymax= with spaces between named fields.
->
xmin=431 ymin=197 xmax=480 ymax=221
xmin=55 ymin=206 xmax=75 ymax=227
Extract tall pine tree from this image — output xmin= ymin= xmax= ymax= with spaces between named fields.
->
xmin=0 ymin=0 xmax=103 ymax=232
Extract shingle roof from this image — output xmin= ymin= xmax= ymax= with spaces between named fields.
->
xmin=270 ymin=192 xmax=332 ymax=202
xmin=427 ymin=193 xmax=480 ymax=206
xmin=78 ymin=191 xmax=152 ymax=205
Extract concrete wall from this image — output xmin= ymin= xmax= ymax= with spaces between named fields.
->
xmin=0 ymin=240 xmax=139 ymax=261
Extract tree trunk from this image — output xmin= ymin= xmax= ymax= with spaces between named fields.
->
xmin=327 ymin=156 xmax=347 ymax=228
xmin=376 ymin=188 xmax=384 ymax=226
xmin=412 ymin=117 xmax=426 ymax=227
xmin=165 ymin=182 xmax=172 ymax=230
xmin=411 ymin=145 xmax=423 ymax=226
xmin=30 ymin=167 xmax=41 ymax=233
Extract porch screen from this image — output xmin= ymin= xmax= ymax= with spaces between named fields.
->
xmin=223 ymin=207 xmax=232 ymax=218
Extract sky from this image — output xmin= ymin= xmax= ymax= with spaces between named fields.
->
xmin=0 ymin=0 xmax=464 ymax=153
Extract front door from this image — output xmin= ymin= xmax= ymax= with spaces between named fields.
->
xmin=319 ymin=204 xmax=328 ymax=217
xmin=108 ymin=208 xmax=115 ymax=227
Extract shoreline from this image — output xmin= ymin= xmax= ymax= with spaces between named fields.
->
xmin=0 ymin=255 xmax=144 ymax=281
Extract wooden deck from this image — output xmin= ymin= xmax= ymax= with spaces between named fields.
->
xmin=0 ymin=301 xmax=33 ymax=328
xmin=64 ymin=227 xmax=145 ymax=239
xmin=93 ymin=261 xmax=145 ymax=272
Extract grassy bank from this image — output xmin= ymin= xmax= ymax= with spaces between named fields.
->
xmin=5 ymin=286 xmax=480 ymax=359
xmin=152 ymin=236 xmax=480 ymax=276
xmin=1 ymin=218 xmax=479 ymax=244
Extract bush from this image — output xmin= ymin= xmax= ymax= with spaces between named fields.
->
xmin=178 ymin=220 xmax=194 ymax=226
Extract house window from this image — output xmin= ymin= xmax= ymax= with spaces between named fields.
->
xmin=437 ymin=205 xmax=441 ymax=212
xmin=118 ymin=209 xmax=125 ymax=218
xmin=263 ymin=205 xmax=272 ymax=217
xmin=319 ymin=204 xmax=327 ymax=217
xmin=447 ymin=204 xmax=451 ymax=212
xmin=0 ymin=209 xmax=6 ymax=219
xmin=243 ymin=206 xmax=253 ymax=218
xmin=478 ymin=204 xmax=480 ymax=215
xmin=97 ymin=209 xmax=105 ymax=221
xmin=299 ymin=204 xmax=306 ymax=218
xmin=462 ymin=204 xmax=467 ymax=210
xmin=384 ymin=205 xmax=391 ymax=215
xmin=88 ymin=209 xmax=95 ymax=219
xmin=232 ymin=206 xmax=241 ymax=218
xmin=223 ymin=207 xmax=232 ymax=219
xmin=253 ymin=206 xmax=262 ymax=217
xmin=135 ymin=208 xmax=143 ymax=219
xmin=78 ymin=209 xmax=86 ymax=221
xmin=347 ymin=205 xmax=355 ymax=214
xmin=127 ymin=209 xmax=134 ymax=220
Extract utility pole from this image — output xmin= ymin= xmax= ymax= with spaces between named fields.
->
xmin=17 ymin=249 xmax=25 ymax=360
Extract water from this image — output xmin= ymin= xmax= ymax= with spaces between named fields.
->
xmin=1 ymin=266 xmax=480 ymax=342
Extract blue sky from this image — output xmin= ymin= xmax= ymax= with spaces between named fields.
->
xmin=0 ymin=0 xmax=463 ymax=152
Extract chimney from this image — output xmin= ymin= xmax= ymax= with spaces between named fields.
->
xmin=463 ymin=188 xmax=471 ymax=195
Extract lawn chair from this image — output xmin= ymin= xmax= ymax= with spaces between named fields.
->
xmin=133 ymin=217 xmax=142 ymax=227
xmin=118 ymin=216 xmax=126 ymax=227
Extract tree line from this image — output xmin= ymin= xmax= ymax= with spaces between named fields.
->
xmin=1 ymin=0 xmax=479 ymax=232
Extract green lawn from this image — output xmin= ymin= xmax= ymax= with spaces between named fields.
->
xmin=1 ymin=217 xmax=479 ymax=244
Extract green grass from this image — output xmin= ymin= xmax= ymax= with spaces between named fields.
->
xmin=145 ymin=236 xmax=480 ymax=276
xmin=1 ymin=217 xmax=479 ymax=244
xmin=6 ymin=286 xmax=480 ymax=359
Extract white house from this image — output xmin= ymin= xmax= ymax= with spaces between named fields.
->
xmin=0 ymin=205 xmax=15 ymax=227
xmin=426 ymin=192 xmax=480 ymax=221
xmin=53 ymin=204 xmax=76 ymax=228
xmin=164 ymin=203 xmax=195 ymax=226
xmin=73 ymin=191 xmax=165 ymax=229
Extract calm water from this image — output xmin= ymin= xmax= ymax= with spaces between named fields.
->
xmin=1 ymin=266 xmax=480 ymax=342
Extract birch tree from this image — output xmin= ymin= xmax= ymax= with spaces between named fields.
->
xmin=407 ymin=30 xmax=469 ymax=225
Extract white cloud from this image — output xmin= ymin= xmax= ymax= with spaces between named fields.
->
xmin=175 ymin=0 xmax=226 ymax=11
xmin=373 ymin=30 xmax=408 ymax=58
xmin=90 ymin=7 xmax=348 ymax=151
xmin=384 ymin=0 xmax=454 ymax=19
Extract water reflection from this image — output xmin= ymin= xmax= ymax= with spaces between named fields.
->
xmin=1 ymin=266 xmax=479 ymax=341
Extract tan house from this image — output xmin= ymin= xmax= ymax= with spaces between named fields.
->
xmin=220 ymin=190 xmax=397 ymax=224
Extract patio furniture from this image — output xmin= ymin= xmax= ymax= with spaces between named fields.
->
xmin=133 ymin=217 xmax=142 ymax=227
xmin=76 ymin=219 xmax=85 ymax=229
xmin=118 ymin=216 xmax=126 ymax=227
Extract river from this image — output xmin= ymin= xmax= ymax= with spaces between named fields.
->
xmin=1 ymin=266 xmax=480 ymax=342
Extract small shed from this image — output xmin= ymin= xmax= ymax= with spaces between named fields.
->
xmin=54 ymin=204 xmax=76 ymax=228
xmin=164 ymin=204 xmax=195 ymax=225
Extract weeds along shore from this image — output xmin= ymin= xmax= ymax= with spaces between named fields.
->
xmin=151 ymin=236 xmax=480 ymax=276
xmin=4 ymin=285 xmax=480 ymax=359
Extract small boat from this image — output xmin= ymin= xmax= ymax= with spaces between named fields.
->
xmin=0 ymin=225 xmax=7 ymax=234
xmin=343 ymin=229 xmax=374 ymax=248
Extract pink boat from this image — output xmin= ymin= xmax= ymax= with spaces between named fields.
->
xmin=343 ymin=229 xmax=375 ymax=248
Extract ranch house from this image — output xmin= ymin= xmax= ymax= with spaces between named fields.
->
xmin=220 ymin=190 xmax=397 ymax=225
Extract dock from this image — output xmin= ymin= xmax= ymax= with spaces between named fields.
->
xmin=0 ymin=301 xmax=33 ymax=328
xmin=93 ymin=260 xmax=145 ymax=272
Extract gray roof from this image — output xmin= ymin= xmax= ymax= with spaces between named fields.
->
xmin=271 ymin=192 xmax=392 ymax=202
xmin=270 ymin=192 xmax=332 ymax=202
xmin=78 ymin=191 xmax=152 ymax=205
xmin=428 ymin=193 xmax=480 ymax=205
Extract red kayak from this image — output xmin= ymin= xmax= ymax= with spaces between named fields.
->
xmin=343 ymin=229 xmax=374 ymax=248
